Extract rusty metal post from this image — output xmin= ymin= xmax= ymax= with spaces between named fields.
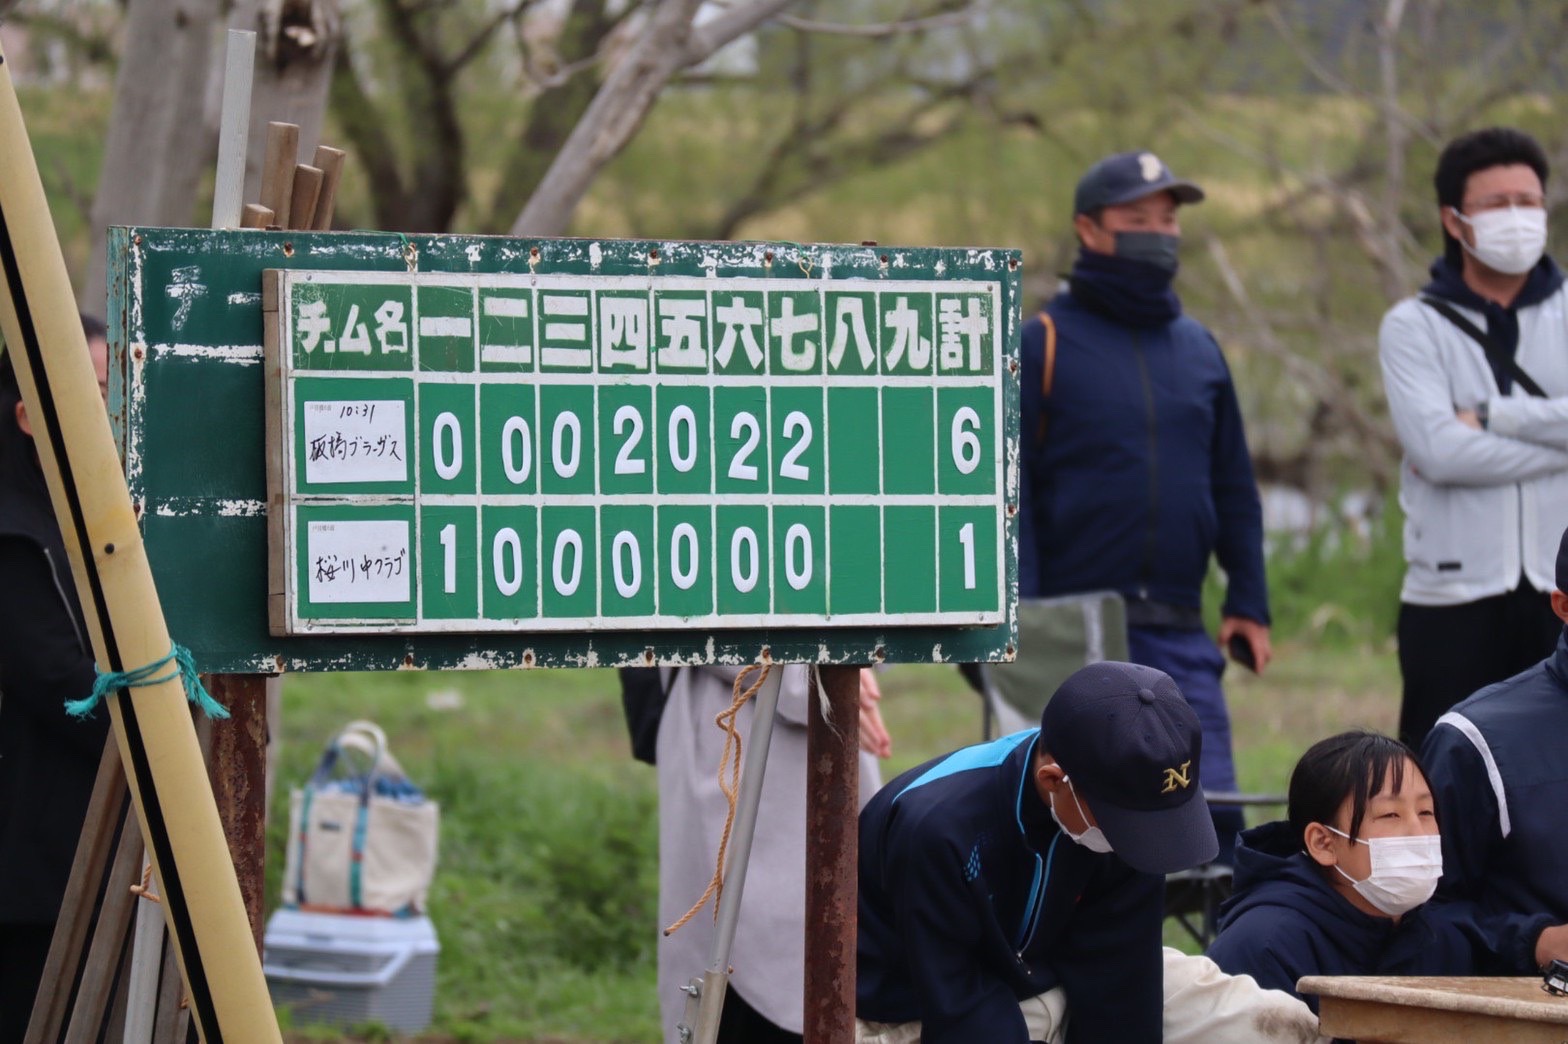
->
xmin=203 ymin=673 xmax=271 ymax=957
xmin=805 ymin=666 xmax=861 ymax=1044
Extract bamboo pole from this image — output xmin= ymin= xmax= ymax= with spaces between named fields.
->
xmin=0 ymin=39 xmax=280 ymax=1043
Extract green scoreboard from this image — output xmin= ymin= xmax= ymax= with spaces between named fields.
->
xmin=116 ymin=229 xmax=1019 ymax=670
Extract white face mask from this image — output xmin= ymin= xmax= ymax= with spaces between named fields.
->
xmin=1327 ymin=826 xmax=1443 ymax=917
xmin=1453 ymin=205 xmax=1548 ymax=275
xmin=1050 ymin=775 xmax=1114 ymax=854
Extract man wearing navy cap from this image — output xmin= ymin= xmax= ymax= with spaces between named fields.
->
xmin=1018 ymin=151 xmax=1271 ymax=863
xmin=1420 ymin=521 xmax=1568 ymax=976
xmin=856 ymin=662 xmax=1320 ymax=1044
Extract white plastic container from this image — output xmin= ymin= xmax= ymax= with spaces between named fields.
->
xmin=263 ymin=908 xmax=439 ymax=1033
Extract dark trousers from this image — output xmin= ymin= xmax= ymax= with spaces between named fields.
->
xmin=0 ymin=923 xmax=54 ymax=1043
xmin=1397 ymin=582 xmax=1561 ymax=749
xmin=717 ymin=986 xmax=802 ymax=1044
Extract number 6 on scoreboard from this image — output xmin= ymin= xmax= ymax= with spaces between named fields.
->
xmin=951 ymin=406 xmax=981 ymax=475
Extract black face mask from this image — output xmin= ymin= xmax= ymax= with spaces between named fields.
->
xmin=1113 ymin=231 xmax=1181 ymax=274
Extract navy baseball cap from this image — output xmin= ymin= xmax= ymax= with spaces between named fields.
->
xmin=1073 ymin=151 xmax=1205 ymax=215
xmin=1040 ymin=661 xmax=1217 ymax=874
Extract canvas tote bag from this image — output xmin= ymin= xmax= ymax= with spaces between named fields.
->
xmin=283 ymin=720 xmax=440 ymax=915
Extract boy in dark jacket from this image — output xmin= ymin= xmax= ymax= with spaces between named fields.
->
xmin=1419 ymin=523 xmax=1568 ymax=975
xmin=856 ymin=661 xmax=1218 ymax=1043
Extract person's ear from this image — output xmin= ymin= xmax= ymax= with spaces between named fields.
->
xmin=1440 ymin=205 xmax=1470 ymax=247
xmin=1072 ymin=213 xmax=1100 ymax=251
xmin=1035 ymin=757 xmax=1066 ymax=796
xmin=1303 ymin=823 xmax=1339 ymax=869
xmin=1550 ymin=589 xmax=1568 ymax=625
xmin=13 ymin=397 xmax=29 ymax=437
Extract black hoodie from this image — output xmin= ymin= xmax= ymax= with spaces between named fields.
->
xmin=0 ymin=360 xmax=108 ymax=927
xmin=1421 ymin=255 xmax=1565 ymax=394
xmin=1205 ymin=821 xmax=1473 ymax=1012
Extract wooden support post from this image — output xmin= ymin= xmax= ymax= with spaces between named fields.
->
xmin=152 ymin=932 xmax=191 ymax=1043
xmin=259 ymin=121 xmax=299 ymax=229
xmin=287 ymin=165 xmax=324 ymax=231
xmin=26 ymin=741 xmax=126 ymax=1042
xmin=310 ymin=146 xmax=346 ymax=230
xmin=240 ymin=203 xmax=274 ymax=229
xmin=204 ymin=674 xmax=271 ymax=957
xmin=804 ymin=666 xmax=861 ymax=1044
xmin=65 ymin=799 xmax=145 ymax=1044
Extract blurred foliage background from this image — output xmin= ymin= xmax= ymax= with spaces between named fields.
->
xmin=5 ymin=0 xmax=1564 ymax=1037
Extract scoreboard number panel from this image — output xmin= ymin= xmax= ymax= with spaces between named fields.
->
xmin=264 ymin=269 xmax=1009 ymax=636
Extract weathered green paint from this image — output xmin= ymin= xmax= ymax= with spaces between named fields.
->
xmin=109 ymin=227 xmax=1020 ymax=671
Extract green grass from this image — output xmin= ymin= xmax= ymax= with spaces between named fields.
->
xmin=269 ymin=633 xmax=1401 ymax=1040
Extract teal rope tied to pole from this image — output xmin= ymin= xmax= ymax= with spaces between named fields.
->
xmin=67 ymin=643 xmax=230 ymax=721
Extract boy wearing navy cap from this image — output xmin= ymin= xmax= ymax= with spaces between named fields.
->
xmin=1017 ymin=151 xmax=1271 ymax=865
xmin=856 ymin=662 xmax=1320 ymax=1044
xmin=1421 ymin=522 xmax=1568 ymax=976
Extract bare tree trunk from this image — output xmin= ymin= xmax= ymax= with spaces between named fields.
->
xmin=509 ymin=0 xmax=801 ymax=237
xmin=484 ymin=0 xmax=618 ymax=233
xmin=1373 ymin=0 xmax=1411 ymax=302
xmin=228 ymin=0 xmax=342 ymax=213
xmin=81 ymin=0 xmax=223 ymax=314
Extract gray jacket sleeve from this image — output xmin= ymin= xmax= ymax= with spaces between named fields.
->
xmin=1380 ymin=302 xmax=1568 ymax=485
xmin=1486 ymin=393 xmax=1568 ymax=448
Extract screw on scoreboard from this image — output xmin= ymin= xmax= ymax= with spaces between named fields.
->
xmin=263 ymin=267 xmax=1010 ymax=636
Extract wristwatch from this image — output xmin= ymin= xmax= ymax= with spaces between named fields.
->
xmin=1477 ymin=401 xmax=1490 ymax=430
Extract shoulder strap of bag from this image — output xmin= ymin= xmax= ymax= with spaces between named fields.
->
xmin=1420 ymin=295 xmax=1549 ymax=398
xmin=1036 ymin=310 xmax=1057 ymax=444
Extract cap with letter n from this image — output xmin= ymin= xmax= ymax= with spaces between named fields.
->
xmin=1073 ymin=150 xmax=1205 ymax=215
xmin=1040 ymin=660 xmax=1217 ymax=874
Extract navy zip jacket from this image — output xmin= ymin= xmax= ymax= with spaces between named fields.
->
xmin=857 ymin=730 xmax=1163 ymax=1043
xmin=1018 ymin=290 xmax=1268 ymax=623
xmin=1421 ymin=631 xmax=1568 ymax=973
xmin=1206 ymin=822 xmax=1472 ymax=1011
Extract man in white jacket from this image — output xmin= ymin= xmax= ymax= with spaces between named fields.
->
xmin=1380 ymin=126 xmax=1568 ymax=748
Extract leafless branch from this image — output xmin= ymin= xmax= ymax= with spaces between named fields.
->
xmin=1260 ymin=0 xmax=1438 ymax=149
xmin=512 ymin=0 xmax=805 ymax=236
xmin=1205 ymin=235 xmax=1397 ymax=487
xmin=521 ymin=50 xmax=603 ymax=92
xmin=1372 ymin=0 xmax=1413 ymax=301
xmin=776 ymin=5 xmax=984 ymax=39
xmin=446 ymin=3 xmax=526 ymax=74
xmin=687 ymin=0 xmax=801 ymax=66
